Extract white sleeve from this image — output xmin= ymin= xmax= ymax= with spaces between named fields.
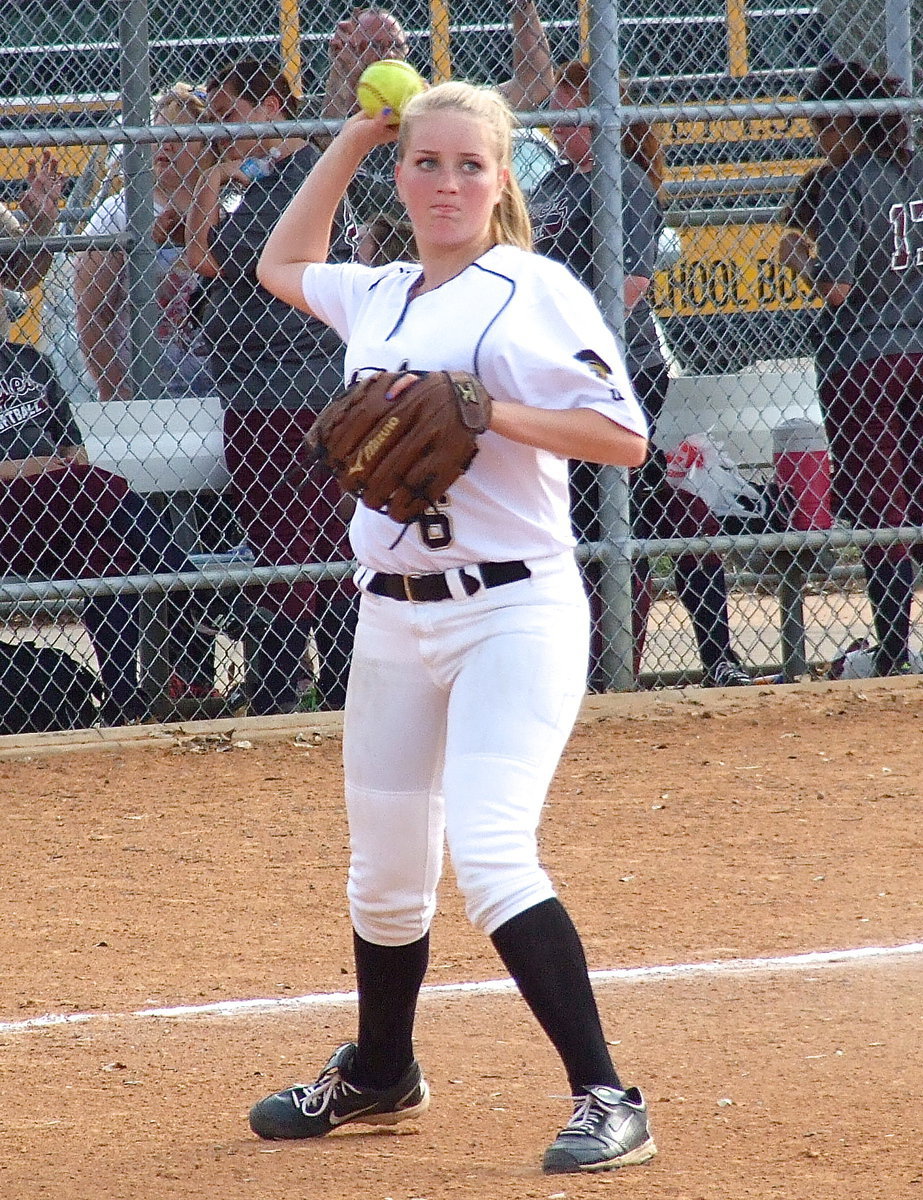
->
xmin=0 ymin=203 xmax=20 ymax=237
xmin=82 ymin=194 xmax=126 ymax=238
xmin=300 ymin=261 xmax=382 ymax=342
xmin=481 ymin=261 xmax=649 ymax=438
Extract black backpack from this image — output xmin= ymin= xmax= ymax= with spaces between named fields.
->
xmin=0 ymin=639 xmax=102 ymax=735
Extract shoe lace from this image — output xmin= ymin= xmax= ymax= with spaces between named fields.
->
xmin=562 ymin=1092 xmax=606 ymax=1135
xmin=291 ymin=1062 xmax=355 ymax=1117
xmin=712 ymin=659 xmax=751 ymax=686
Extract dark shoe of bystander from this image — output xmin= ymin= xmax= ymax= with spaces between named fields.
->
xmin=702 ymin=657 xmax=754 ymax=688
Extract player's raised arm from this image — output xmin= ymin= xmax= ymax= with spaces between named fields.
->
xmin=257 ymin=112 xmax=396 ymax=311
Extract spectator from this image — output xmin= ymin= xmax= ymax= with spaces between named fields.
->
xmin=532 ymin=61 xmax=754 ymax=688
xmin=186 ymin=58 xmax=356 ymax=715
xmin=355 ymin=212 xmax=417 ymax=266
xmin=39 ymin=144 xmax=111 ymax=406
xmin=0 ymin=151 xmax=64 ymax=336
xmin=778 ymin=60 xmax=923 ymax=676
xmin=0 ymin=340 xmax=215 ymax=724
xmin=322 ymin=4 xmax=554 ymax=118
xmin=320 ymin=4 xmax=555 ymax=229
xmin=75 ymin=83 xmax=215 ymax=402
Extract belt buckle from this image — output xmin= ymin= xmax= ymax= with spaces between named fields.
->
xmin=402 ymin=573 xmax=424 ymax=602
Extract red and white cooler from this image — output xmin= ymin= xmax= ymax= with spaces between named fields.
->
xmin=772 ymin=418 xmax=833 ymax=531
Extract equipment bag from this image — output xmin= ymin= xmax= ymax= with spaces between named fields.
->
xmin=0 ymin=639 xmax=102 ymax=735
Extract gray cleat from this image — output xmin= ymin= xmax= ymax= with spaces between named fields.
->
xmin=542 ymin=1085 xmax=657 ymax=1173
xmin=249 ymin=1042 xmax=430 ymax=1139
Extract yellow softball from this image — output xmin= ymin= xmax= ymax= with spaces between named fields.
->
xmin=356 ymin=59 xmax=426 ymax=125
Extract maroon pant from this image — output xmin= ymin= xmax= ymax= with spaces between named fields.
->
xmin=820 ymin=353 xmax=923 ymax=665
xmin=223 ymin=407 xmax=353 ymax=621
xmin=820 ymin=352 xmax=923 ymax=534
xmin=0 ymin=462 xmax=211 ymax=710
xmin=572 ymin=457 xmax=728 ymax=684
xmin=0 ymin=463 xmax=139 ymax=580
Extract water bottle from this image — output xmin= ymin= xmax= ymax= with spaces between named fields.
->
xmin=772 ymin=418 xmax=833 ymax=531
xmin=239 ymin=156 xmax=275 ymax=182
xmin=220 ymin=157 xmax=275 ymax=213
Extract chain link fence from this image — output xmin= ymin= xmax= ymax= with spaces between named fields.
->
xmin=0 ymin=0 xmax=921 ymax=731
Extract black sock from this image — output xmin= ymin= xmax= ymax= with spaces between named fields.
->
xmin=674 ymin=554 xmax=734 ymax=673
xmin=351 ymin=930 xmax=429 ymax=1090
xmin=864 ymin=553 xmax=914 ymax=672
xmin=490 ymin=898 xmax=621 ymax=1096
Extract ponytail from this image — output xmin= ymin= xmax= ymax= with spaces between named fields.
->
xmin=491 ymin=175 xmax=533 ymax=251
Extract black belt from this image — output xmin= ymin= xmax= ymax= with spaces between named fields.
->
xmin=366 ymin=560 xmax=531 ymax=602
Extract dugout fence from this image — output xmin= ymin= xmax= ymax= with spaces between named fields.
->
xmin=0 ymin=0 xmax=922 ymax=729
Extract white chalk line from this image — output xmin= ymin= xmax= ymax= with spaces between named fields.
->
xmin=1 ymin=940 xmax=921 ymax=1038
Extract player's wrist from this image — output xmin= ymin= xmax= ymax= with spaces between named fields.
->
xmin=337 ymin=111 xmax=398 ymax=155
xmin=486 ymin=399 xmax=518 ymax=439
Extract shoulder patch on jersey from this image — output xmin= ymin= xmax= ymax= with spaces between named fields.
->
xmin=574 ymin=349 xmax=613 ymax=380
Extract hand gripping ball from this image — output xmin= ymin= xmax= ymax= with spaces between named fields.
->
xmin=356 ymin=59 xmax=426 ymax=125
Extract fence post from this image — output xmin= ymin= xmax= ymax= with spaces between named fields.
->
xmin=118 ymin=0 xmax=163 ymax=402
xmin=885 ymin=0 xmax=913 ymax=89
xmin=589 ymin=0 xmax=635 ymax=692
xmin=777 ymin=550 xmax=810 ymax=681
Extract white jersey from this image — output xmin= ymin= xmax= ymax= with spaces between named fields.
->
xmin=301 ymin=243 xmax=647 ymax=574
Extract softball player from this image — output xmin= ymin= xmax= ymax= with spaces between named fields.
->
xmin=781 ymin=60 xmax=923 ymax=676
xmin=250 ymin=81 xmax=657 ymax=1174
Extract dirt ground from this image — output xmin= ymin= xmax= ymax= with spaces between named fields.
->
xmin=0 ymin=679 xmax=921 ymax=1200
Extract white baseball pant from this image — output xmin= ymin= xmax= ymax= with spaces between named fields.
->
xmin=343 ymin=552 xmax=590 ymax=944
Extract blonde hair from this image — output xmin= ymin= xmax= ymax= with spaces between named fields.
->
xmin=153 ymin=82 xmax=215 ymax=175
xmin=154 ymin=81 xmax=207 ymax=126
xmin=397 ymin=81 xmax=533 ymax=251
